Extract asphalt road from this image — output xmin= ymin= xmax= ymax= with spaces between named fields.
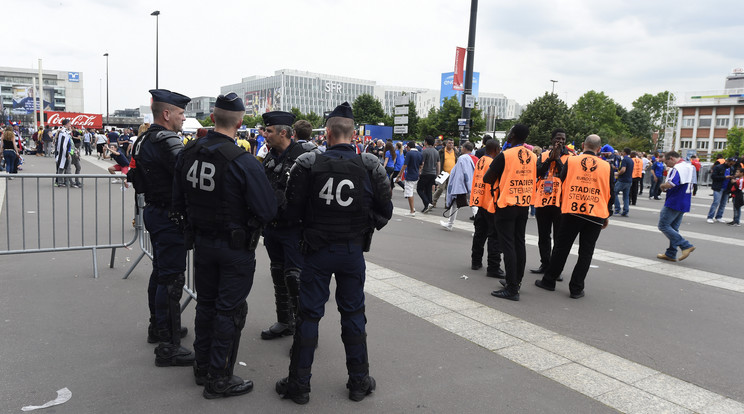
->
xmin=1 ymin=155 xmax=743 ymax=413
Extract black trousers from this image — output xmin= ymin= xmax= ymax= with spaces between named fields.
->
xmin=630 ymin=178 xmax=641 ymax=205
xmin=494 ymin=206 xmax=528 ymax=293
xmin=471 ymin=207 xmax=501 ymax=272
xmin=541 ymin=214 xmax=603 ymax=294
xmin=417 ymin=174 xmax=437 ymax=209
xmin=534 ymin=205 xmax=561 ymax=267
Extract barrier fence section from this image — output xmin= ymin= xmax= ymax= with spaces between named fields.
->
xmin=122 ymin=194 xmax=197 ymax=312
xmin=0 ymin=173 xmax=137 ymax=278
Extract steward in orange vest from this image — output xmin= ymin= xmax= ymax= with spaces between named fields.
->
xmin=482 ymin=124 xmax=536 ymax=301
xmin=531 ymin=128 xmax=571 ymax=275
xmin=630 ymin=151 xmax=644 ymax=206
xmin=470 ymin=140 xmax=504 ymax=278
xmin=535 ymin=134 xmax=615 ymax=298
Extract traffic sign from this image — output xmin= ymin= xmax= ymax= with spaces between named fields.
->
xmin=394 ymin=116 xmax=409 ymax=125
xmin=457 ymin=118 xmax=468 ymax=126
xmin=394 ymin=125 xmax=408 ymax=134
xmin=394 ymin=95 xmax=409 ymax=106
xmin=394 ymin=106 xmax=408 ymax=115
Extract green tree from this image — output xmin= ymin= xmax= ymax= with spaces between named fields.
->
xmin=418 ymin=106 xmax=440 ymax=138
xmin=352 ymin=94 xmax=386 ymax=126
xmin=569 ymin=90 xmax=628 ymax=146
xmin=437 ymin=96 xmax=465 ymax=139
xmin=242 ymin=114 xmax=262 ymax=128
xmin=724 ymin=126 xmax=744 ymax=158
xmin=516 ymin=92 xmax=571 ymax=148
xmin=200 ymin=117 xmax=214 ymax=127
xmin=632 ymin=91 xmax=676 ymax=149
xmin=469 ymin=104 xmax=487 ymax=142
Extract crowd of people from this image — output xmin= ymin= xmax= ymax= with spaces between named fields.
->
xmin=7 ymin=90 xmax=741 ymax=405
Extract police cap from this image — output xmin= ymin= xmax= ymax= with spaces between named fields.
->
xmin=262 ymin=111 xmax=296 ymax=127
xmin=149 ymin=89 xmax=191 ymax=109
xmin=328 ymin=101 xmax=354 ymax=120
xmin=215 ymin=92 xmax=245 ymax=111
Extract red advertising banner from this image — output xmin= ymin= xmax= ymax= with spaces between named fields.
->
xmin=453 ymin=47 xmax=466 ymax=91
xmin=44 ymin=111 xmax=103 ymax=129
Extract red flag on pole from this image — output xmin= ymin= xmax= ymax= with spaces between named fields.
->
xmin=453 ymin=47 xmax=466 ymax=91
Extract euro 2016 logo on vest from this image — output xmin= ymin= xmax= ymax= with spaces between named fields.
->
xmin=580 ymin=157 xmax=598 ymax=172
xmin=517 ymin=148 xmax=532 ymax=165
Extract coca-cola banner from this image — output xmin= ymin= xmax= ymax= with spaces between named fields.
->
xmin=44 ymin=111 xmax=103 ymax=129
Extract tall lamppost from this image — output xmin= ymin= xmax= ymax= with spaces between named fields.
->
xmin=550 ymin=79 xmax=558 ymax=95
xmin=151 ymin=10 xmax=160 ymax=89
xmin=104 ymin=53 xmax=109 ymax=126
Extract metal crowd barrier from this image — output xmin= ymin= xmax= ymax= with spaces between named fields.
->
xmin=0 ymin=173 xmax=137 ymax=278
xmin=122 ymin=194 xmax=197 ymax=312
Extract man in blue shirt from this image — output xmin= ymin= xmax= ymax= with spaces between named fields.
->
xmin=657 ymin=151 xmax=695 ymax=262
xmin=613 ymin=147 xmax=634 ymax=216
xmin=396 ymin=141 xmax=422 ymax=217
xmin=649 ymin=155 xmax=665 ymax=200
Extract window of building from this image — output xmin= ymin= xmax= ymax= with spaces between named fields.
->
xmin=696 ymin=140 xmax=709 ymax=149
xmin=716 ymin=117 xmax=730 ymax=128
xmin=698 ymin=117 xmax=712 ymax=127
xmin=679 ymin=140 xmax=693 ymax=149
xmin=713 ymin=141 xmax=727 ymax=150
xmin=682 ymin=117 xmax=695 ymax=127
xmin=735 ymin=117 xmax=744 ymax=127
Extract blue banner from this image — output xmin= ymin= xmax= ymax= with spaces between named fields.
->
xmin=440 ymin=72 xmax=479 ymax=106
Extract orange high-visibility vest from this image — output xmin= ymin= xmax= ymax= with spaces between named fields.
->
xmin=561 ymin=153 xmax=612 ymax=219
xmin=632 ymin=157 xmax=643 ymax=178
xmin=534 ymin=151 xmax=571 ymax=208
xmin=471 ymin=155 xmax=496 ymax=213
xmin=495 ymin=146 xmax=537 ymax=209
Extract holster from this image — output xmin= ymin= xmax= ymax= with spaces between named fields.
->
xmin=362 ymin=229 xmax=374 ymax=252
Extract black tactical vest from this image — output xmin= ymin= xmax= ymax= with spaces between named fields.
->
xmin=179 ymin=136 xmax=248 ymax=234
xmin=264 ymin=141 xmax=317 ymax=223
xmin=304 ymin=154 xmax=371 ymax=244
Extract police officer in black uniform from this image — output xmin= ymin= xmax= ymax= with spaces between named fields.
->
xmin=129 ymin=89 xmax=194 ymax=366
xmin=172 ymin=93 xmax=277 ymax=399
xmin=275 ymin=102 xmax=393 ymax=404
xmin=260 ymin=111 xmax=319 ymax=340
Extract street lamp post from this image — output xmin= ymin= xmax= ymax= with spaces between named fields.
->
xmin=550 ymin=79 xmax=558 ymax=95
xmin=104 ymin=53 xmax=109 ymax=127
xmin=151 ymin=10 xmax=160 ymax=89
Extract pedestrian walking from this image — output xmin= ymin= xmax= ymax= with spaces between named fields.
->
xmin=656 ymin=151 xmax=696 ymax=261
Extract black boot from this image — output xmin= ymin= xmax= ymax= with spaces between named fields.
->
xmin=276 ymin=376 xmax=311 ymax=404
xmin=347 ymin=375 xmax=376 ymax=402
xmin=194 ymin=363 xmax=208 ymax=386
xmin=203 ymin=374 xmax=253 ymax=399
xmin=262 ymin=265 xmax=294 ymax=339
xmin=154 ymin=339 xmax=195 ymax=367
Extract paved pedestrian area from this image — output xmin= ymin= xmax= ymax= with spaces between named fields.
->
xmin=1 ymin=155 xmax=743 ymax=413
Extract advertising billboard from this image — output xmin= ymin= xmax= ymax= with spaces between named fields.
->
xmin=44 ymin=111 xmax=103 ymax=129
xmin=12 ymin=85 xmax=54 ymax=114
xmin=244 ymin=88 xmax=281 ymax=117
xmin=440 ymin=72 xmax=479 ymax=107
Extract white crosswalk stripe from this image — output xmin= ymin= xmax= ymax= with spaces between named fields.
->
xmin=393 ymin=207 xmax=744 ymax=294
xmin=364 ymin=261 xmax=744 ymax=413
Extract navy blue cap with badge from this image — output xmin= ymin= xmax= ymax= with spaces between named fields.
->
xmin=327 ymin=101 xmax=354 ymax=120
xmin=215 ymin=92 xmax=245 ymax=111
xmin=262 ymin=111 xmax=296 ymax=127
xmin=149 ymin=89 xmax=191 ymax=109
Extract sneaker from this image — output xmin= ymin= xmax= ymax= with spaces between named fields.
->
xmin=727 ymin=221 xmax=740 ymax=226
xmin=422 ymin=204 xmax=433 ymax=214
xmin=706 ymin=218 xmax=714 ymax=223
xmin=439 ymin=220 xmax=453 ymax=231
xmin=716 ymin=218 xmax=726 ymax=223
xmin=404 ymin=211 xmax=416 ymax=217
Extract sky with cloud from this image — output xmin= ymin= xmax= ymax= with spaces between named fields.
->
xmin=5 ymin=0 xmax=741 ymax=114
